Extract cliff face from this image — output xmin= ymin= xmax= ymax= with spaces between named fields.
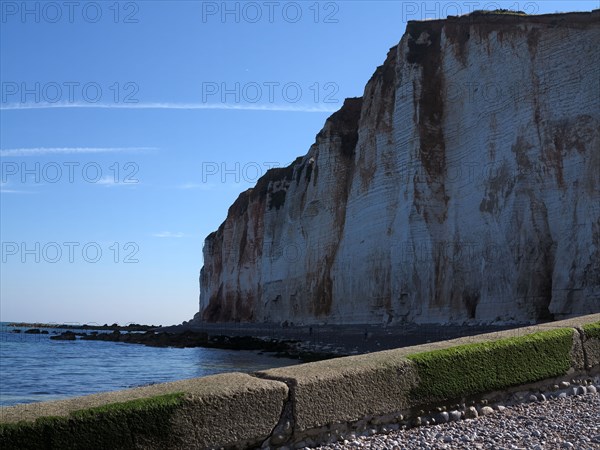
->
xmin=196 ymin=11 xmax=600 ymax=325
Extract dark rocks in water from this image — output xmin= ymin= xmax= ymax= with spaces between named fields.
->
xmin=78 ymin=329 xmax=336 ymax=362
xmin=14 ymin=328 xmax=49 ymax=334
xmin=81 ymin=330 xmax=210 ymax=347
xmin=50 ymin=331 xmax=77 ymax=340
xmin=7 ymin=322 xmax=159 ymax=332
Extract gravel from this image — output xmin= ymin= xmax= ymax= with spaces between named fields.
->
xmin=315 ymin=392 xmax=600 ymax=450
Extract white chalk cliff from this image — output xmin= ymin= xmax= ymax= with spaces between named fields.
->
xmin=194 ymin=10 xmax=600 ymax=325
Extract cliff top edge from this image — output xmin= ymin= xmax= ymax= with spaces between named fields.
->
xmin=406 ymin=8 xmax=600 ymax=27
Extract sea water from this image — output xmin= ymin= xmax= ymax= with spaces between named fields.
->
xmin=0 ymin=322 xmax=298 ymax=407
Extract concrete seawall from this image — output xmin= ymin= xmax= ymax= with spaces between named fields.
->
xmin=1 ymin=314 xmax=599 ymax=449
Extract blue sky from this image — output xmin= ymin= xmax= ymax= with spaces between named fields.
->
xmin=1 ymin=1 xmax=597 ymax=326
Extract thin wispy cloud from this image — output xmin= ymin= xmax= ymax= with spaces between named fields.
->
xmin=1 ymin=102 xmax=338 ymax=113
xmin=0 ymin=147 xmax=157 ymax=157
xmin=96 ymin=176 xmax=117 ymax=186
xmin=177 ymin=182 xmax=252 ymax=191
xmin=96 ymin=176 xmax=139 ymax=187
xmin=177 ymin=182 xmax=216 ymax=191
xmin=0 ymin=189 xmax=31 ymax=194
xmin=0 ymin=181 xmax=33 ymax=194
xmin=152 ymin=231 xmax=185 ymax=238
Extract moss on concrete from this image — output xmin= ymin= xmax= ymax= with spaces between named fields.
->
xmin=1 ymin=373 xmax=290 ymax=450
xmin=581 ymin=321 xmax=600 ymax=369
xmin=407 ymin=328 xmax=574 ymax=403
xmin=0 ymin=393 xmax=184 ymax=450
xmin=582 ymin=321 xmax=600 ymax=339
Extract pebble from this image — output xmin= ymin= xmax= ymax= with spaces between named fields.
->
xmin=449 ymin=410 xmax=462 ymax=421
xmin=465 ymin=406 xmax=478 ymax=419
xmin=480 ymin=406 xmax=494 ymax=416
xmin=568 ymin=387 xmax=579 ymax=396
xmin=316 ymin=391 xmax=600 ymax=450
xmin=435 ymin=411 xmax=450 ymax=424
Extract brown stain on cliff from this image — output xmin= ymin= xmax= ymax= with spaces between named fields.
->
xmin=542 ymin=116 xmax=598 ymax=190
xmin=514 ymin=192 xmax=556 ymax=321
xmin=444 ymin=21 xmax=470 ymax=65
xmin=527 ymin=27 xmax=541 ymax=56
xmin=235 ymin=292 xmax=255 ymax=322
xmin=359 ymin=151 xmax=377 ymax=191
xmin=357 ymin=46 xmax=398 ymax=191
xmin=436 ymin=9 xmax=599 ymax=68
xmin=251 ymin=164 xmax=295 ymax=210
xmin=407 ymin=20 xmax=449 ymax=218
xmin=512 ymin=135 xmax=534 ymax=173
xmin=316 ymin=97 xmax=362 ymax=158
xmin=238 ymin=223 xmax=248 ymax=262
xmin=368 ymin=47 xmax=398 ymax=133
xmin=548 ymin=131 xmax=567 ymax=189
xmin=313 ymin=268 xmax=334 ymax=317
xmin=406 ymin=20 xmax=451 ymax=309
xmin=310 ymin=97 xmax=363 ymax=316
xmin=203 ymin=282 xmax=224 ymax=322
xmin=479 ymin=161 xmax=516 ymax=215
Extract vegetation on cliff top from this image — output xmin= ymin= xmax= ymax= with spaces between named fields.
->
xmin=469 ymin=9 xmax=528 ymax=16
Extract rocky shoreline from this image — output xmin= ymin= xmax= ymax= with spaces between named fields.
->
xmin=7 ymin=322 xmax=157 ymax=331
xmin=50 ymin=329 xmax=338 ymax=362
xmin=45 ymin=321 xmax=523 ymax=363
xmin=10 ymin=320 xmax=558 ymax=366
xmin=12 ymin=321 xmax=552 ymax=365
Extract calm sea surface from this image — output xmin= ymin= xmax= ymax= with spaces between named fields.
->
xmin=0 ymin=322 xmax=298 ymax=407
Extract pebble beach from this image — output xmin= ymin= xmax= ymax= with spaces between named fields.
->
xmin=317 ymin=390 xmax=600 ymax=450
